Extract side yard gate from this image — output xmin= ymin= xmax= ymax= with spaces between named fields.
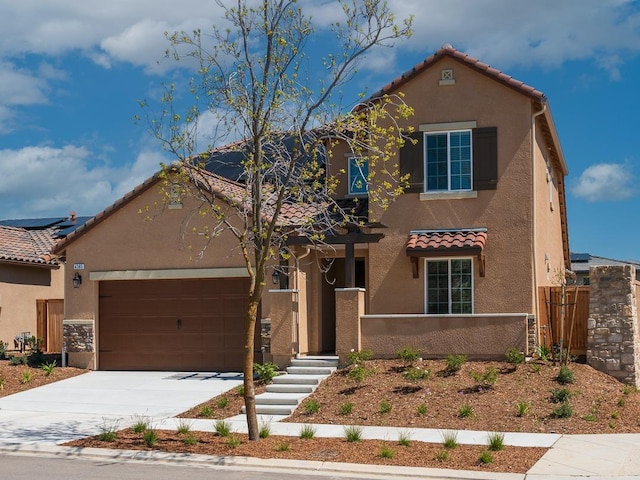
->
xmin=36 ymin=299 xmax=63 ymax=353
xmin=538 ymin=286 xmax=589 ymax=357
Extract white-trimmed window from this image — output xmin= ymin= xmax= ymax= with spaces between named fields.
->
xmin=425 ymin=130 xmax=472 ymax=192
xmin=425 ymin=258 xmax=473 ymax=314
xmin=348 ymin=157 xmax=368 ymax=195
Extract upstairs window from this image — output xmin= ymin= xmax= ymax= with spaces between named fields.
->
xmin=426 ymin=130 xmax=472 ymax=191
xmin=348 ymin=157 xmax=368 ymax=195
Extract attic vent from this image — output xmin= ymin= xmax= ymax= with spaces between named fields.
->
xmin=439 ymin=69 xmax=455 ymax=86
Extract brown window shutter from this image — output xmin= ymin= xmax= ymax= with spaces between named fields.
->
xmin=400 ymin=131 xmax=424 ymax=193
xmin=473 ymin=127 xmax=498 ymax=190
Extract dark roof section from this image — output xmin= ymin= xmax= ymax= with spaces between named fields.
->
xmin=0 ymin=215 xmax=92 ymax=238
xmin=570 ymin=253 xmax=640 ymax=273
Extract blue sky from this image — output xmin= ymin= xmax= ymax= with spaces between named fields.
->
xmin=0 ymin=0 xmax=639 ymax=261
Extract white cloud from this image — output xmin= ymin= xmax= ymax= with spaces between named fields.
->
xmin=571 ymin=162 xmax=636 ymax=202
xmin=0 ymin=144 xmax=165 ymax=218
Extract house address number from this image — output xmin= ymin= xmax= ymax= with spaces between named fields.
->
xmin=73 ymin=263 xmax=85 ymax=270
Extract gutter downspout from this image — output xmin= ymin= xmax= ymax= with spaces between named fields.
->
xmin=532 ymin=103 xmax=547 ymax=345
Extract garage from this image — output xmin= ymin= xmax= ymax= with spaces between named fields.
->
xmin=98 ymin=277 xmax=253 ymax=371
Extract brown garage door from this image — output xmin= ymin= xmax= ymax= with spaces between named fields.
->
xmin=99 ymin=278 xmax=254 ymax=371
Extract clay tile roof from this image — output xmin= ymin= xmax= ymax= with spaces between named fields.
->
xmin=371 ymin=45 xmax=544 ymax=101
xmin=0 ymin=226 xmax=59 ymax=266
xmin=406 ymin=228 xmax=487 ymax=257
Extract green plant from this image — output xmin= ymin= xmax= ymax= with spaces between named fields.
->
xmin=275 ymin=441 xmax=290 ymax=451
xmin=299 ymin=424 xmax=316 ymax=439
xmin=397 ymin=430 xmax=411 ymax=447
xmin=214 ymin=420 xmax=232 ymax=437
xmin=348 ymin=365 xmax=371 ymax=384
xmin=458 ymin=403 xmax=474 ymax=418
xmin=402 ymin=366 xmax=431 ymax=383
xmin=253 ymin=362 xmax=279 ymax=384
xmin=469 ymin=367 xmax=498 ymax=389
xmin=9 ymin=355 xmax=28 ymax=365
xmin=20 ymin=370 xmax=32 ymax=384
xmin=378 ymin=444 xmax=394 ymax=458
xmin=235 ymin=385 xmax=245 ymax=396
xmin=487 ymin=432 xmax=505 ymax=451
xmin=26 ymin=336 xmax=43 ymax=353
xmin=551 ymin=402 xmax=573 ymax=418
xmin=176 ymin=419 xmax=192 ymax=434
xmin=181 ymin=434 xmax=198 ymax=445
xmin=396 ymin=346 xmax=420 ymax=365
xmin=347 ymin=349 xmax=373 ymax=365
xmin=441 ymin=430 xmax=458 ymax=449
xmin=132 ymin=415 xmax=151 ymax=434
xmin=98 ymin=419 xmax=120 ymax=442
xmin=617 ymin=397 xmax=626 ymax=408
xmin=379 ymin=399 xmax=392 ymax=414
xmin=343 ymin=425 xmax=363 ymax=442
xmin=434 ymin=450 xmax=449 ymax=462
xmin=0 ymin=341 xmax=8 ymax=360
xmin=582 ymin=413 xmax=597 ymax=422
xmin=478 ymin=450 xmax=494 ymax=464
xmin=445 ymin=354 xmax=466 ymax=374
xmin=416 ymin=403 xmax=428 ymax=416
xmin=338 ymin=402 xmax=354 ymax=415
xmin=0 ymin=376 xmax=5 ymax=390
xmin=226 ymin=435 xmax=241 ymax=448
xmin=515 ymin=400 xmax=530 ymax=417
xmin=610 ymin=411 xmax=620 ymax=420
xmin=40 ymin=360 xmax=56 ymax=376
xmin=143 ymin=429 xmax=158 ymax=447
xmin=304 ymin=399 xmax=320 ymax=414
xmin=556 ymin=366 xmax=575 ymax=384
xmin=535 ymin=344 xmax=551 ymax=361
xmin=550 ymin=387 xmax=572 ymax=403
xmin=198 ymin=405 xmax=213 ymax=417
xmin=259 ymin=419 xmax=271 ymax=439
xmin=216 ymin=396 xmax=229 ymax=409
xmin=505 ymin=347 xmax=525 ymax=365
xmin=531 ymin=363 xmax=542 ymax=374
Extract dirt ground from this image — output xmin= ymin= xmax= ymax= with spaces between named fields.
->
xmin=0 ymin=357 xmax=86 ymax=397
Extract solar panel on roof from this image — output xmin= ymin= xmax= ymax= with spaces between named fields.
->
xmin=570 ymin=253 xmax=590 ymax=262
xmin=0 ymin=218 xmax=62 ymax=229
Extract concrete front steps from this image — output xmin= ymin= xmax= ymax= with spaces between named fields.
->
xmin=241 ymin=355 xmax=338 ymax=416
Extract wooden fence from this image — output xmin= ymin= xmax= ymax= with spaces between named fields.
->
xmin=538 ymin=286 xmax=589 ymax=356
xmin=36 ymin=299 xmax=63 ymax=353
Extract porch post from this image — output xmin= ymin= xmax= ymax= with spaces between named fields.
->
xmin=335 ymin=287 xmax=365 ymax=365
xmin=345 ymin=242 xmax=355 ymax=288
xmin=268 ymin=289 xmax=297 ymax=369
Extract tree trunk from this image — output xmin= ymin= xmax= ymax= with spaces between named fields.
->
xmin=243 ymin=297 xmax=260 ymax=440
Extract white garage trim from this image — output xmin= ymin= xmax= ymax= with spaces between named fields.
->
xmin=89 ymin=267 xmax=249 ymax=281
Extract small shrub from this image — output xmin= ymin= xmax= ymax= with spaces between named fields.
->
xmin=226 ymin=435 xmax=241 ymax=448
xmin=622 ymin=384 xmax=635 ymax=395
xmin=176 ymin=419 xmax=192 ymax=434
xmin=214 ymin=420 xmax=232 ymax=437
xmin=9 ymin=355 xmax=28 ymax=365
xmin=198 ymin=405 xmax=213 ymax=417
xmin=397 ymin=430 xmax=412 ymax=447
xmin=347 ymin=349 xmax=373 ymax=365
xmin=276 ymin=441 xmax=290 ymax=451
xmin=403 ymin=366 xmax=431 ymax=384
xmin=396 ymin=346 xmax=420 ymax=365
xmin=469 ymin=367 xmax=498 ymax=389
xmin=618 ymin=397 xmax=626 ymax=408
xmin=458 ymin=404 xmax=474 ymax=418
xmin=182 ymin=434 xmax=198 ymax=446
xmin=505 ymin=347 xmax=525 ymax=365
xmin=379 ymin=399 xmax=392 ymax=414
xmin=235 ymin=385 xmax=245 ymax=396
xmin=98 ymin=419 xmax=120 ymax=442
xmin=378 ymin=444 xmax=394 ymax=458
xmin=478 ymin=450 xmax=494 ymax=465
xmin=299 ymin=424 xmax=316 ymax=439
xmin=143 ymin=429 xmax=158 ymax=447
xmin=131 ymin=415 xmax=151 ymax=434
xmin=20 ymin=371 xmax=33 ymax=384
xmin=551 ymin=402 xmax=573 ymax=418
xmin=531 ymin=363 xmax=542 ymax=374
xmin=441 ymin=430 xmax=458 ymax=449
xmin=550 ymin=387 xmax=572 ymax=403
xmin=216 ymin=396 xmax=229 ymax=409
xmin=338 ymin=402 xmax=354 ymax=415
xmin=40 ymin=360 xmax=56 ymax=376
xmin=487 ymin=432 xmax=505 ymax=451
xmin=416 ymin=403 xmax=427 ymax=416
xmin=0 ymin=341 xmax=8 ymax=360
xmin=434 ymin=450 xmax=449 ymax=462
xmin=259 ymin=420 xmax=271 ymax=439
xmin=343 ymin=425 xmax=363 ymax=442
xmin=445 ymin=354 xmax=466 ymax=374
xmin=516 ymin=400 xmax=530 ymax=417
xmin=253 ymin=362 xmax=279 ymax=384
xmin=582 ymin=413 xmax=597 ymax=422
xmin=535 ymin=344 xmax=551 ymax=361
xmin=610 ymin=410 xmax=620 ymax=420
xmin=556 ymin=366 xmax=575 ymax=385
xmin=304 ymin=399 xmax=320 ymax=415
xmin=348 ymin=365 xmax=371 ymax=384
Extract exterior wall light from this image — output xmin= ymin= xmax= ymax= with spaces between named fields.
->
xmin=72 ymin=272 xmax=82 ymax=288
xmin=271 ymin=270 xmax=279 ymax=285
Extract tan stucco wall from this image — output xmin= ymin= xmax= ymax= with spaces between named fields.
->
xmin=0 ymin=263 xmax=64 ymax=348
xmin=361 ymin=313 xmax=528 ymax=360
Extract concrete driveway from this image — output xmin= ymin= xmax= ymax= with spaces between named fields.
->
xmin=0 ymin=371 xmax=243 ymax=446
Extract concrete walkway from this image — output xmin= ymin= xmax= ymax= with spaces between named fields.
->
xmin=1 ymin=371 xmax=640 ymax=478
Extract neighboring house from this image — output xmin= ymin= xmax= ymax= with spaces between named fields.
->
xmin=571 ymin=253 xmax=640 ymax=285
xmin=53 ymin=45 xmax=569 ymax=370
xmin=0 ymin=214 xmax=89 ymax=352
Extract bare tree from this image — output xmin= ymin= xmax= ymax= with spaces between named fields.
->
xmin=139 ymin=0 xmax=413 ymax=440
